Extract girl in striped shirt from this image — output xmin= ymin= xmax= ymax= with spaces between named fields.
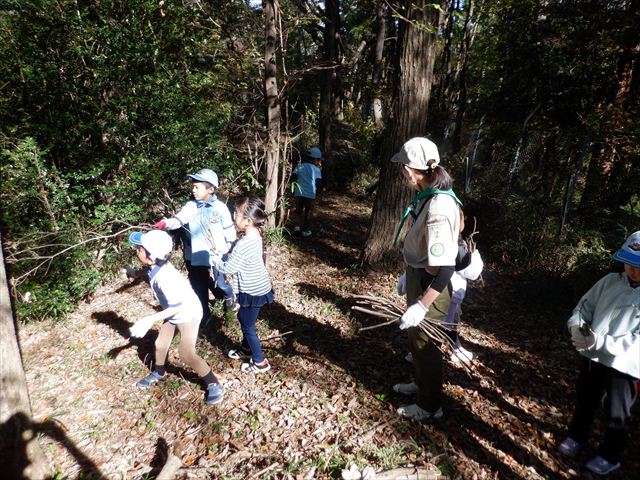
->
xmin=212 ymin=197 xmax=274 ymax=373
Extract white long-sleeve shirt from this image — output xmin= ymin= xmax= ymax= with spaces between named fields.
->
xmin=567 ymin=272 xmax=640 ymax=379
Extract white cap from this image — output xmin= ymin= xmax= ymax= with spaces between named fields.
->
xmin=391 ymin=137 xmax=440 ymax=170
xmin=129 ymin=230 xmax=173 ymax=260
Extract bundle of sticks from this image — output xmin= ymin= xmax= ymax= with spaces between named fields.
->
xmin=352 ymin=294 xmax=472 ymax=373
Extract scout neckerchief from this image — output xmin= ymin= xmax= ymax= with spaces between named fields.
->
xmin=392 ymin=187 xmax=462 ymax=247
xmin=196 ymin=194 xmax=217 ymax=208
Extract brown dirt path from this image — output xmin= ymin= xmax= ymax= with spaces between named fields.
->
xmin=20 ymin=193 xmax=639 ymax=479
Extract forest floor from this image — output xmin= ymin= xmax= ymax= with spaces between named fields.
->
xmin=20 ymin=193 xmax=639 ymax=480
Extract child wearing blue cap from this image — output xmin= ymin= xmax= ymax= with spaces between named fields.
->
xmin=558 ymin=231 xmax=640 ymax=475
xmin=291 ymin=147 xmax=323 ymax=237
xmin=125 ymin=229 xmax=224 ymax=405
xmin=154 ymin=168 xmax=237 ymax=326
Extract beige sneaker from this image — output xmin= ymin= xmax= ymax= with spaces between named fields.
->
xmin=393 ymin=381 xmax=419 ymax=395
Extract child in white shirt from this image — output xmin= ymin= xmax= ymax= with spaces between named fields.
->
xmin=125 ymin=230 xmax=224 ymax=405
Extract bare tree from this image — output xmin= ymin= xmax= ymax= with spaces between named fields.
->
xmin=361 ymin=0 xmax=445 ymax=265
xmin=0 ymin=233 xmax=49 ymax=478
xmin=263 ymin=0 xmax=281 ymax=227
xmin=372 ymin=0 xmax=387 ymax=130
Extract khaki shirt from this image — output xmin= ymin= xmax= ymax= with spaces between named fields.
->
xmin=402 ymin=194 xmax=461 ymax=274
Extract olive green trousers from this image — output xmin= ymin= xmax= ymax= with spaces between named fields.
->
xmin=405 ymin=265 xmax=452 ymax=412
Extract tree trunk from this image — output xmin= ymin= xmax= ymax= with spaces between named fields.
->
xmin=263 ymin=0 xmax=281 ymax=228
xmin=319 ymin=0 xmax=339 ymax=187
xmin=450 ymin=0 xmax=475 ymax=154
xmin=361 ymin=0 xmax=444 ymax=266
xmin=372 ymin=1 xmax=387 ymax=130
xmin=0 ymin=233 xmax=50 ymax=478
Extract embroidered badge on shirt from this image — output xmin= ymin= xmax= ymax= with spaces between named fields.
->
xmin=430 ymin=243 xmax=445 ymax=256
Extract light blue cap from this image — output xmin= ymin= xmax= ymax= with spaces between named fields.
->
xmin=187 ymin=168 xmax=219 ymax=188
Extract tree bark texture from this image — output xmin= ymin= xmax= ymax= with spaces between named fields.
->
xmin=319 ymin=0 xmax=339 ymax=186
xmin=263 ymin=0 xmax=280 ymax=227
xmin=0 ymin=233 xmax=49 ymax=479
xmin=450 ymin=0 xmax=475 ymax=154
xmin=361 ymin=0 xmax=444 ymax=265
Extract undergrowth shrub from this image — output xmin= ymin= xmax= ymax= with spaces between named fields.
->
xmin=480 ymin=188 xmax=638 ymax=280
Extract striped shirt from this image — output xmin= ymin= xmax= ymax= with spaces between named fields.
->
xmin=214 ymin=235 xmax=272 ymax=296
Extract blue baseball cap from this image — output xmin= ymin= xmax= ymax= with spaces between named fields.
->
xmin=307 ymin=147 xmax=324 ymax=160
xmin=187 ymin=168 xmax=219 ymax=188
xmin=129 ymin=230 xmax=173 ymax=260
xmin=613 ymin=231 xmax=640 ymax=268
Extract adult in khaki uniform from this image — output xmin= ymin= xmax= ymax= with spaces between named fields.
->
xmin=391 ymin=137 xmax=461 ymax=421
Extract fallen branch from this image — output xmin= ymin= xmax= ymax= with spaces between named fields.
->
xmin=352 ymin=294 xmax=474 ymax=375
xmin=375 ymin=467 xmax=445 ymax=480
xmin=7 ymin=222 xmax=149 ymax=288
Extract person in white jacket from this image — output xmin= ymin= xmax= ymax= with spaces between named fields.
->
xmin=558 ymin=231 xmax=640 ymax=476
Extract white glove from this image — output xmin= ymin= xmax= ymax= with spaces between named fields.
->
xmin=129 ymin=316 xmax=156 ymax=338
xmin=399 ymin=302 xmax=428 ymax=330
xmin=570 ymin=324 xmax=600 ymax=352
xmin=396 ymin=273 xmax=407 ymax=296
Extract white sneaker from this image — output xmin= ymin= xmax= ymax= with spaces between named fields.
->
xmin=393 ymin=382 xmax=419 ymax=395
xmin=450 ymin=346 xmax=474 ymax=363
xmin=396 ymin=404 xmax=443 ymax=421
xmin=404 ymin=352 xmax=413 ymax=363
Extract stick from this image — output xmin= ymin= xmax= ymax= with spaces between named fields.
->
xmin=250 ymin=463 xmax=278 ymax=479
xmin=261 ymin=330 xmax=293 ymax=342
xmin=352 ymin=306 xmax=398 ymax=320
xmin=358 ymin=318 xmax=398 ymax=332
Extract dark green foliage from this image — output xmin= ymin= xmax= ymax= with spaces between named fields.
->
xmin=2 ymin=0 xmax=638 ymax=320
xmin=0 ymin=0 xmax=250 ymax=320
xmin=433 ymin=0 xmax=640 ymax=278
